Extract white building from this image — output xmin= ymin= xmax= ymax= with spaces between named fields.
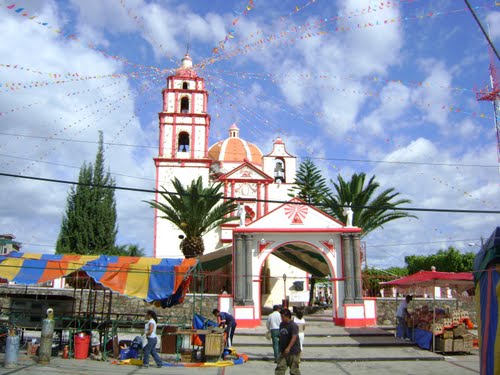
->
xmin=153 ymin=55 xmax=373 ymax=328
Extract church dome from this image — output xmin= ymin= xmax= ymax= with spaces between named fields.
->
xmin=208 ymin=124 xmax=263 ymax=165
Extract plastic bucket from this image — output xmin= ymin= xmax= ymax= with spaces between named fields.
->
xmin=119 ymin=348 xmax=138 ymax=360
xmin=73 ymin=334 xmax=90 ymax=359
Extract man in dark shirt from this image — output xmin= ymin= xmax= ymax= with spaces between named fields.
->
xmin=275 ymin=308 xmax=301 ymax=375
xmin=212 ymin=309 xmax=237 ymax=347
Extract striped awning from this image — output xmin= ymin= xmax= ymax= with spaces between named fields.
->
xmin=0 ymin=253 xmax=197 ymax=304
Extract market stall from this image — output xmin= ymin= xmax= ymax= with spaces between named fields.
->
xmin=473 ymin=226 xmax=500 ymax=375
xmin=380 ymin=269 xmax=474 ymax=353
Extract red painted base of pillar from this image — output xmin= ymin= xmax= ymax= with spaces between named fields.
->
xmin=233 ymin=305 xmax=260 ymax=328
xmin=235 ymin=318 xmax=260 ymax=328
xmin=334 ymin=317 xmax=376 ymax=327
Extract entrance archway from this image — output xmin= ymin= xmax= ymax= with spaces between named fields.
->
xmin=258 ymin=240 xmax=337 ymax=319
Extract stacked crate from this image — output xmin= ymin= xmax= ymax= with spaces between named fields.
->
xmin=435 ymin=323 xmax=473 ymax=353
xmin=453 ymin=324 xmax=473 ymax=353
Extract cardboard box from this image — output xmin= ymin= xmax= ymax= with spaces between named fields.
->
xmin=205 ymin=333 xmax=224 ymax=357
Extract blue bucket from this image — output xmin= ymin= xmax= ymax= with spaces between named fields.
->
xmin=119 ymin=348 xmax=138 ymax=360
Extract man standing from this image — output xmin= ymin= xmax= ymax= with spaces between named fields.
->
xmin=396 ymin=295 xmax=413 ymax=340
xmin=275 ymin=308 xmax=301 ymax=375
xmin=213 ymin=309 xmax=237 ymax=347
xmin=267 ymin=305 xmax=282 ymax=362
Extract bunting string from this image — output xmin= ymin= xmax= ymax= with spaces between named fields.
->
xmin=119 ymin=0 xmax=178 ymax=66
xmin=211 ymin=0 xmax=254 ymax=55
xmin=2 ymin=3 xmax=168 ymax=76
xmin=279 ymin=0 xmax=320 ymax=23
xmin=199 ymin=3 xmax=494 ymax=68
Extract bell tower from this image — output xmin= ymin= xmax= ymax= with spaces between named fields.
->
xmin=154 ymin=54 xmax=212 ymax=258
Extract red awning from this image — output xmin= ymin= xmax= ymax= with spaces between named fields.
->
xmin=380 ymin=270 xmax=474 ymax=289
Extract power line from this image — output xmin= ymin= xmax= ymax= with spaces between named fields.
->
xmin=367 ymin=238 xmax=480 ymax=248
xmin=1 ymin=171 xmax=500 ymax=214
xmin=0 ymin=131 xmax=497 ymax=169
xmin=464 ymin=0 xmax=500 ymax=62
xmin=0 ymin=153 xmax=157 ymax=183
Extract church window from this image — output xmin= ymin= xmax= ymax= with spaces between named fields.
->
xmin=178 ymin=132 xmax=190 ymax=152
xmin=182 ymin=82 xmax=188 ymax=90
xmin=274 ymin=158 xmax=285 ymax=183
xmin=180 ymin=97 xmax=189 ymax=113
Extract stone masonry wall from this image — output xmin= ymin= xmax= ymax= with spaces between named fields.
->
xmin=376 ymin=296 xmax=477 ymax=326
xmin=0 ymin=285 xmax=218 ymax=327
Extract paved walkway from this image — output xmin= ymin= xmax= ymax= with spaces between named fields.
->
xmin=0 ymin=353 xmax=480 ymax=374
xmin=0 ymin=313 xmax=479 ymax=374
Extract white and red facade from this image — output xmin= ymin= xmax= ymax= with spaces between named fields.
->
xmin=153 ymin=55 xmax=375 ymax=327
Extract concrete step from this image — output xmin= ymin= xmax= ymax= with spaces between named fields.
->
xmin=237 ymin=345 xmax=444 ymax=362
xmin=239 ymin=325 xmax=394 ymax=337
xmin=235 ymin=334 xmax=416 ymax=347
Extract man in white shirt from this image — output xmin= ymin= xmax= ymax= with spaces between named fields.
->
xmin=267 ymin=305 xmax=282 ymax=362
xmin=396 ymin=295 xmax=412 ymax=340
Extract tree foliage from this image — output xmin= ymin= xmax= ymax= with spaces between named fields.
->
xmin=362 ymin=267 xmax=409 ymax=297
xmin=322 ymin=173 xmax=417 ymax=237
xmin=405 ymin=247 xmax=475 ymax=274
xmin=144 ymin=177 xmax=238 ymax=258
xmin=56 ymin=131 xmax=118 ymax=254
xmin=288 ymin=158 xmax=330 ymax=207
xmin=114 ymin=244 xmax=145 ymax=257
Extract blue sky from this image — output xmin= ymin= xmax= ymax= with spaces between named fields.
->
xmin=0 ymin=0 xmax=499 ymax=268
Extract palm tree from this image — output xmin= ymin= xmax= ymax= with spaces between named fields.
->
xmin=144 ymin=177 xmax=239 ymax=258
xmin=323 ymin=173 xmax=417 ymax=237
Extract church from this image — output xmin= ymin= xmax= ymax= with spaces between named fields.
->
xmin=152 ymin=54 xmax=374 ymax=328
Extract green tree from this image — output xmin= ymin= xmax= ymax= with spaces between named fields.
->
xmin=323 ymin=173 xmax=417 ymax=237
xmin=56 ymin=131 xmax=117 ymax=254
xmin=362 ymin=267 xmax=408 ymax=297
xmin=114 ymin=244 xmax=145 ymax=257
xmin=144 ymin=177 xmax=238 ymax=258
xmin=405 ymin=247 xmax=475 ymax=274
xmin=288 ymin=158 xmax=330 ymax=207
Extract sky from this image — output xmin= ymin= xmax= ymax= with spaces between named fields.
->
xmin=0 ymin=0 xmax=499 ymax=269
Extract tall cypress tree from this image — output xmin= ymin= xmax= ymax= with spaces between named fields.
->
xmin=56 ymin=132 xmax=118 ymax=254
xmin=288 ymin=158 xmax=331 ymax=207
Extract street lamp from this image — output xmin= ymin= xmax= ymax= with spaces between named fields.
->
xmin=468 ymin=237 xmax=484 ymax=250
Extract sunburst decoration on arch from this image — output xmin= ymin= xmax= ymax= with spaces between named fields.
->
xmin=283 ymin=203 xmax=308 ymax=224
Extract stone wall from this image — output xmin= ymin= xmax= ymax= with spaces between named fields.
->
xmin=376 ymin=296 xmax=477 ymax=326
xmin=0 ymin=285 xmax=219 ymax=328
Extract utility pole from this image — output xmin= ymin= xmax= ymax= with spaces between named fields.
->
xmin=476 ymin=47 xmax=500 ymax=174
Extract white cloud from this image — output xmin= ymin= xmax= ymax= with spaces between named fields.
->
xmin=0 ymin=5 xmax=156 ymax=254
xmin=411 ymin=59 xmax=453 ymax=128
xmin=359 ymin=81 xmax=411 ymax=136
xmin=486 ymin=11 xmax=500 ymax=41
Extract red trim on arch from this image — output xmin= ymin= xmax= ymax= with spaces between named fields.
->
xmin=234 ymin=228 xmax=362 ymax=233
xmin=319 ymin=240 xmax=335 ymax=254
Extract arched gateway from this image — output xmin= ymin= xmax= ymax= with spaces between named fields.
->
xmin=230 ymin=198 xmax=376 ymax=328
xmin=153 ymin=54 xmax=376 ymax=328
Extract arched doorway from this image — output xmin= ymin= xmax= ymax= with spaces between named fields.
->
xmin=258 ymin=240 xmax=337 ymax=318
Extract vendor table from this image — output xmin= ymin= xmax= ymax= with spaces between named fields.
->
xmin=162 ymin=329 xmax=220 ymax=362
